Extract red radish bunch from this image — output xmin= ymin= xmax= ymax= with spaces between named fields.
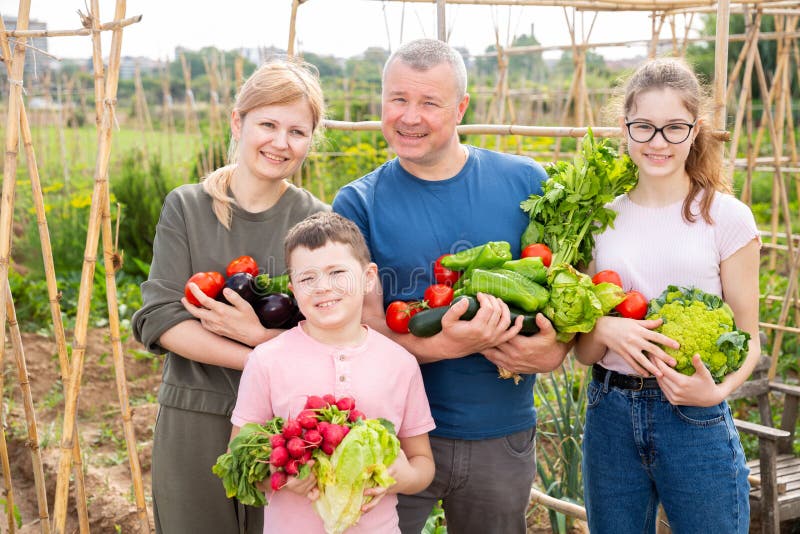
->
xmin=268 ymin=393 xmax=366 ymax=491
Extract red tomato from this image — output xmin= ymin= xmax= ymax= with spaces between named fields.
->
xmin=226 ymin=255 xmax=259 ymax=277
xmin=615 ymin=290 xmax=648 ymax=320
xmin=592 ymin=270 xmax=623 ymax=288
xmin=424 ymin=284 xmax=454 ymax=308
xmin=433 ymin=254 xmax=461 ymax=286
xmin=385 ymin=301 xmax=425 ymax=334
xmin=521 ymin=243 xmax=552 ymax=267
xmin=184 ymin=271 xmax=225 ymax=306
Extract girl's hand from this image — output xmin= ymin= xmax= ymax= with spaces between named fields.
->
xmin=654 ymin=356 xmax=726 ymax=407
xmin=183 ymin=283 xmax=269 ymax=346
xmin=593 ymin=316 xmax=679 ymax=377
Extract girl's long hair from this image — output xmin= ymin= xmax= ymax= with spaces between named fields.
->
xmin=613 ymin=57 xmax=729 ymax=224
xmin=202 ymin=58 xmax=326 ymax=229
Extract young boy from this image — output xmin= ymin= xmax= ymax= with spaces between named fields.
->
xmin=230 ymin=212 xmax=436 ymax=533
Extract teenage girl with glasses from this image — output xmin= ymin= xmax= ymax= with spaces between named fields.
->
xmin=575 ymin=57 xmax=761 ymax=533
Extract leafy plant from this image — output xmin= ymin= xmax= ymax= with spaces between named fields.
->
xmin=534 ymin=359 xmax=587 ymax=533
xmin=422 ymin=500 xmax=447 ymax=534
xmin=0 ymin=497 xmax=22 ymax=529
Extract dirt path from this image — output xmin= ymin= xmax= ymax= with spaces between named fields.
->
xmin=2 ymin=329 xmax=159 ymax=532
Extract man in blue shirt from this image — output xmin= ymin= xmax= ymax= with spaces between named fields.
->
xmin=333 ymin=38 xmax=570 ymax=534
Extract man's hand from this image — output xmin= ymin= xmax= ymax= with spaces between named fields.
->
xmin=482 ymin=313 xmax=570 ymax=374
xmin=433 ymin=293 xmax=523 ymax=358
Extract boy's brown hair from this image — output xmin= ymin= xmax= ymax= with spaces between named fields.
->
xmin=284 ymin=212 xmax=371 ymax=268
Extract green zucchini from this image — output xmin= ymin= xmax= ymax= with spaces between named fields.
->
xmin=509 ymin=306 xmax=540 ymax=336
xmin=407 ymin=296 xmax=539 ymax=338
xmin=408 ymin=296 xmax=479 ymax=337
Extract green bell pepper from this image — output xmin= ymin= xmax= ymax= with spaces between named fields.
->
xmin=500 ymin=257 xmax=547 ymax=285
xmin=441 ymin=241 xmax=512 ymax=271
xmin=465 ymin=268 xmax=549 ymax=313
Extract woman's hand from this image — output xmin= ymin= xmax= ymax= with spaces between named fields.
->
xmin=257 ymin=461 xmax=320 ymax=501
xmin=183 ymin=283 xmax=271 ymax=347
xmin=654 ymin=356 xmax=727 ymax=406
xmin=592 ymin=316 xmax=679 ymax=377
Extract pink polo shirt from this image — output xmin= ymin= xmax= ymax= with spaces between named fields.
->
xmin=232 ymin=323 xmax=435 ymax=534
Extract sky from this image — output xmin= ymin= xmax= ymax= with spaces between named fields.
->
xmin=0 ymin=1 xmax=699 ymax=62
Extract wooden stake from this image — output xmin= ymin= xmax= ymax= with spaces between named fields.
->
xmin=52 ymin=2 xmax=143 ymax=532
xmin=0 ymin=15 xmax=92 ymax=532
xmin=0 ymin=0 xmax=30 ymax=527
xmin=5 ymin=281 xmax=52 ymax=533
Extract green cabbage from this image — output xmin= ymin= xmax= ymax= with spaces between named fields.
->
xmin=543 ymin=264 xmax=625 ymax=342
xmin=312 ymin=419 xmax=400 ymax=534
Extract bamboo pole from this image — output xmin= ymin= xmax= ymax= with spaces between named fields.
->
xmin=5 ymin=281 xmax=51 ymax=533
xmin=323 ymin=119 xmax=732 ymax=139
xmin=86 ymin=5 xmax=150 ymax=530
xmin=727 ymin=10 xmax=761 ymax=180
xmin=0 ymin=355 xmax=15 ymax=534
xmin=288 ymin=0 xmax=301 ymax=57
xmin=529 ymin=487 xmax=587 ymax=520
xmin=713 ymin=0 xmax=730 ymax=134
xmin=161 ymin=59 xmax=175 ymax=170
xmin=52 ymin=2 xmax=130 ymax=531
xmin=437 ymin=0 xmax=447 ymax=40
xmin=0 ymin=22 xmax=94 ymax=534
xmin=473 ymin=29 xmax=800 ymax=57
xmin=0 ymin=1 xmax=30 ymax=527
xmin=2 ymin=15 xmax=141 ymax=38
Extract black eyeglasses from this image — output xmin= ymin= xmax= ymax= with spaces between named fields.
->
xmin=624 ymin=120 xmax=696 ymax=144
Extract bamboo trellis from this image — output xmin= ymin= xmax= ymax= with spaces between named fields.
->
xmin=0 ymin=2 xmax=148 ymax=533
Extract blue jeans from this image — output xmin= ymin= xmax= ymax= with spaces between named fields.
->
xmin=582 ymin=375 xmax=750 ymax=534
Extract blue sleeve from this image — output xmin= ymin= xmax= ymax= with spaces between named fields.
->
xmin=332 ymin=185 xmax=371 ymax=247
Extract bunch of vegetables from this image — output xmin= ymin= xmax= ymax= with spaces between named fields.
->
xmin=212 ymin=394 xmax=400 ymax=534
xmin=184 ymin=254 xmax=302 ymax=329
xmin=387 ymin=240 xmax=625 ymax=382
xmin=513 ymin=130 xmax=640 ymax=340
xmin=645 ymin=286 xmax=750 ymax=382
xmin=519 ymin=130 xmax=638 ymax=270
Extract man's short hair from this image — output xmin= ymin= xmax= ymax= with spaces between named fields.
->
xmin=383 ymin=38 xmax=467 ymax=97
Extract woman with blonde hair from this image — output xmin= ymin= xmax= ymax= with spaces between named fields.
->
xmin=133 ymin=58 xmax=329 ymax=533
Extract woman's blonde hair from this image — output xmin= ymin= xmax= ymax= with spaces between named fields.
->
xmin=613 ymin=57 xmax=729 ymax=224
xmin=203 ymin=58 xmax=326 ymax=228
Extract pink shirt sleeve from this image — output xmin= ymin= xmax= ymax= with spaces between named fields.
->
xmin=231 ymin=346 xmax=273 ymax=427
xmin=397 ymin=367 xmax=436 ymax=439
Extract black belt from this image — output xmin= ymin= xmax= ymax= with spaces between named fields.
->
xmin=592 ymin=365 xmax=660 ymax=391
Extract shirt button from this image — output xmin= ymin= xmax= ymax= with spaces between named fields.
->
xmin=339 ymin=375 xmax=346 ymax=382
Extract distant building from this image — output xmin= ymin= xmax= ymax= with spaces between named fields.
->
xmin=118 ymin=56 xmax=162 ymax=79
xmin=2 ymin=15 xmax=51 ymax=79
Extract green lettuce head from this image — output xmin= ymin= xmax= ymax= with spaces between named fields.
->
xmin=312 ymin=419 xmax=400 ymax=534
xmin=543 ymin=263 xmax=605 ymax=342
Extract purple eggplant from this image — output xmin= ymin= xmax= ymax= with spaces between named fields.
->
xmin=219 ymin=272 xmax=258 ymax=304
xmin=253 ymin=293 xmax=295 ymax=328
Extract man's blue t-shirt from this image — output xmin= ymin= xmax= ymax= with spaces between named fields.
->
xmin=333 ymin=145 xmax=547 ymax=440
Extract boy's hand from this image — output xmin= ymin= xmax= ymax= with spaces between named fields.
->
xmin=256 ymin=462 xmax=320 ymax=501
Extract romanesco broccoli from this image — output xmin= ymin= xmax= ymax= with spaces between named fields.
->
xmin=646 ymin=285 xmax=750 ymax=383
